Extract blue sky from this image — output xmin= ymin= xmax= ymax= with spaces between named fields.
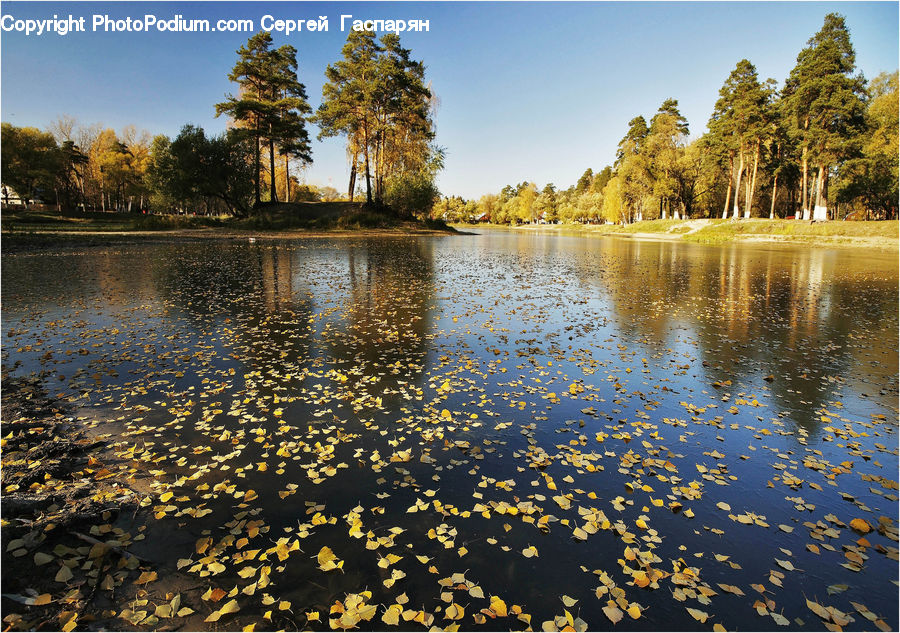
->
xmin=2 ymin=2 xmax=897 ymax=199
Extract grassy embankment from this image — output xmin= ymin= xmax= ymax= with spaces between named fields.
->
xmin=679 ymin=217 xmax=899 ymax=246
xmin=1 ymin=202 xmax=455 ymax=251
xmin=493 ymin=218 xmax=898 ymax=248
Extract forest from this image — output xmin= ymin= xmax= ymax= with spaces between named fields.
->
xmin=1 ymin=13 xmax=897 ymax=226
xmin=0 ymin=30 xmax=440 ymax=219
xmin=436 ymin=14 xmax=898 ymax=225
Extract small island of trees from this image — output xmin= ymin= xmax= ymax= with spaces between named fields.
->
xmin=1 ymin=29 xmax=440 ymax=224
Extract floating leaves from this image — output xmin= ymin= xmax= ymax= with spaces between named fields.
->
xmin=205 ymin=598 xmax=240 ymax=623
xmin=2 ymin=238 xmax=898 ymax=633
xmin=602 ymin=603 xmax=624 ymax=624
xmin=687 ymin=607 xmax=710 ymax=623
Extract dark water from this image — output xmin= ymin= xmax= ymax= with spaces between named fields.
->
xmin=2 ymin=231 xmax=897 ymax=631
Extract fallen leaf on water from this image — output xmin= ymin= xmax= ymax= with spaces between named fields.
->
xmin=603 ymin=604 xmax=623 ymax=624
xmin=687 ymin=608 xmax=710 ymax=623
xmin=806 ymin=599 xmax=831 ymax=621
xmin=774 ymin=559 xmax=795 ymax=572
xmin=205 ymin=598 xmax=240 ymax=623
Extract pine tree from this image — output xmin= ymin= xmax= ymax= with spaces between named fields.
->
xmin=216 ymin=32 xmax=312 ymax=206
xmin=707 ymin=60 xmax=771 ymax=218
xmin=316 ymin=31 xmax=433 ymax=205
xmin=782 ymin=13 xmax=867 ymax=220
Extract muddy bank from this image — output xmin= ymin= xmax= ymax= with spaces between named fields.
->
xmin=1 ymin=375 xmax=159 ymax=631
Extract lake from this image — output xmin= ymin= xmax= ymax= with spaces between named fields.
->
xmin=2 ymin=229 xmax=897 ymax=631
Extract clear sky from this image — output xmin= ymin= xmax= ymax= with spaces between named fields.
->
xmin=1 ymin=1 xmax=897 ymax=199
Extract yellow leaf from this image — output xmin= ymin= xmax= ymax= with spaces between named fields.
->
xmin=687 ymin=608 xmax=709 ymax=623
xmin=627 ymin=604 xmax=641 ymax=619
xmin=382 ymin=605 xmax=401 ymax=626
xmin=489 ymin=596 xmax=508 ymax=617
xmin=806 ymin=599 xmax=831 ymax=621
xmin=633 ymin=570 xmax=650 ymax=588
xmin=317 ymin=546 xmax=336 ymax=565
xmin=445 ymin=603 xmax=465 ymax=620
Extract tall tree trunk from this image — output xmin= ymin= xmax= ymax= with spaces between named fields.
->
xmin=745 ymin=140 xmax=760 ymax=219
xmin=362 ymin=121 xmax=373 ymax=204
xmin=269 ymin=138 xmax=278 ymax=203
xmin=722 ymin=155 xmax=733 ymax=219
xmin=373 ymin=129 xmax=381 ymax=200
xmin=800 ymin=145 xmax=809 ymax=220
xmin=812 ymin=165 xmax=827 ymax=220
xmin=79 ymin=173 xmax=86 ymax=212
xmin=284 ymin=155 xmax=290 ymax=203
xmin=769 ymin=173 xmax=778 ymax=219
xmin=733 ymin=146 xmax=744 ymax=219
xmin=253 ymin=132 xmax=261 ymax=206
xmin=348 ymin=163 xmax=357 ymax=202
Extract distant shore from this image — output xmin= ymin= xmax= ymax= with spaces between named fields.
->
xmin=0 ymin=202 xmax=459 ymax=253
xmin=0 ymin=226 xmax=457 ymax=254
xmin=458 ymin=218 xmax=899 ymax=250
xmin=3 ymin=213 xmax=896 ymax=253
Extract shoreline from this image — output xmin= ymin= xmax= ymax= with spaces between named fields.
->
xmin=2 ymin=219 xmax=897 ymax=253
xmin=0 ymin=226 xmax=460 ymax=253
xmin=465 ymin=219 xmax=900 ymax=250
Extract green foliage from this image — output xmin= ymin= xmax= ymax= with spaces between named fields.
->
xmin=576 ymin=168 xmax=593 ymax=194
xmin=1 ymin=123 xmax=61 ymax=204
xmin=216 ymin=31 xmax=312 ymax=204
xmin=146 ymin=125 xmax=254 ymax=216
xmin=316 ymin=30 xmax=434 ymax=204
xmin=782 ymin=13 xmax=868 ymax=217
xmin=384 ymin=169 xmax=440 ymax=219
xmin=835 ymin=71 xmax=898 ymax=218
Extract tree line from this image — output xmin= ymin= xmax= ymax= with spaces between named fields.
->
xmin=1 ymin=29 xmax=438 ymax=217
xmin=437 ymin=14 xmax=897 ymax=224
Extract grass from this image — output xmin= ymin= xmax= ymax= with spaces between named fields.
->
xmin=1 ymin=207 xmax=225 ymax=232
xmin=1 ymin=203 xmax=456 ymax=251
xmin=683 ymin=218 xmax=898 ymax=244
xmin=491 ymin=216 xmax=897 ymax=246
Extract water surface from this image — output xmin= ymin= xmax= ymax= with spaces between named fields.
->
xmin=3 ymin=230 xmax=897 ymax=630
